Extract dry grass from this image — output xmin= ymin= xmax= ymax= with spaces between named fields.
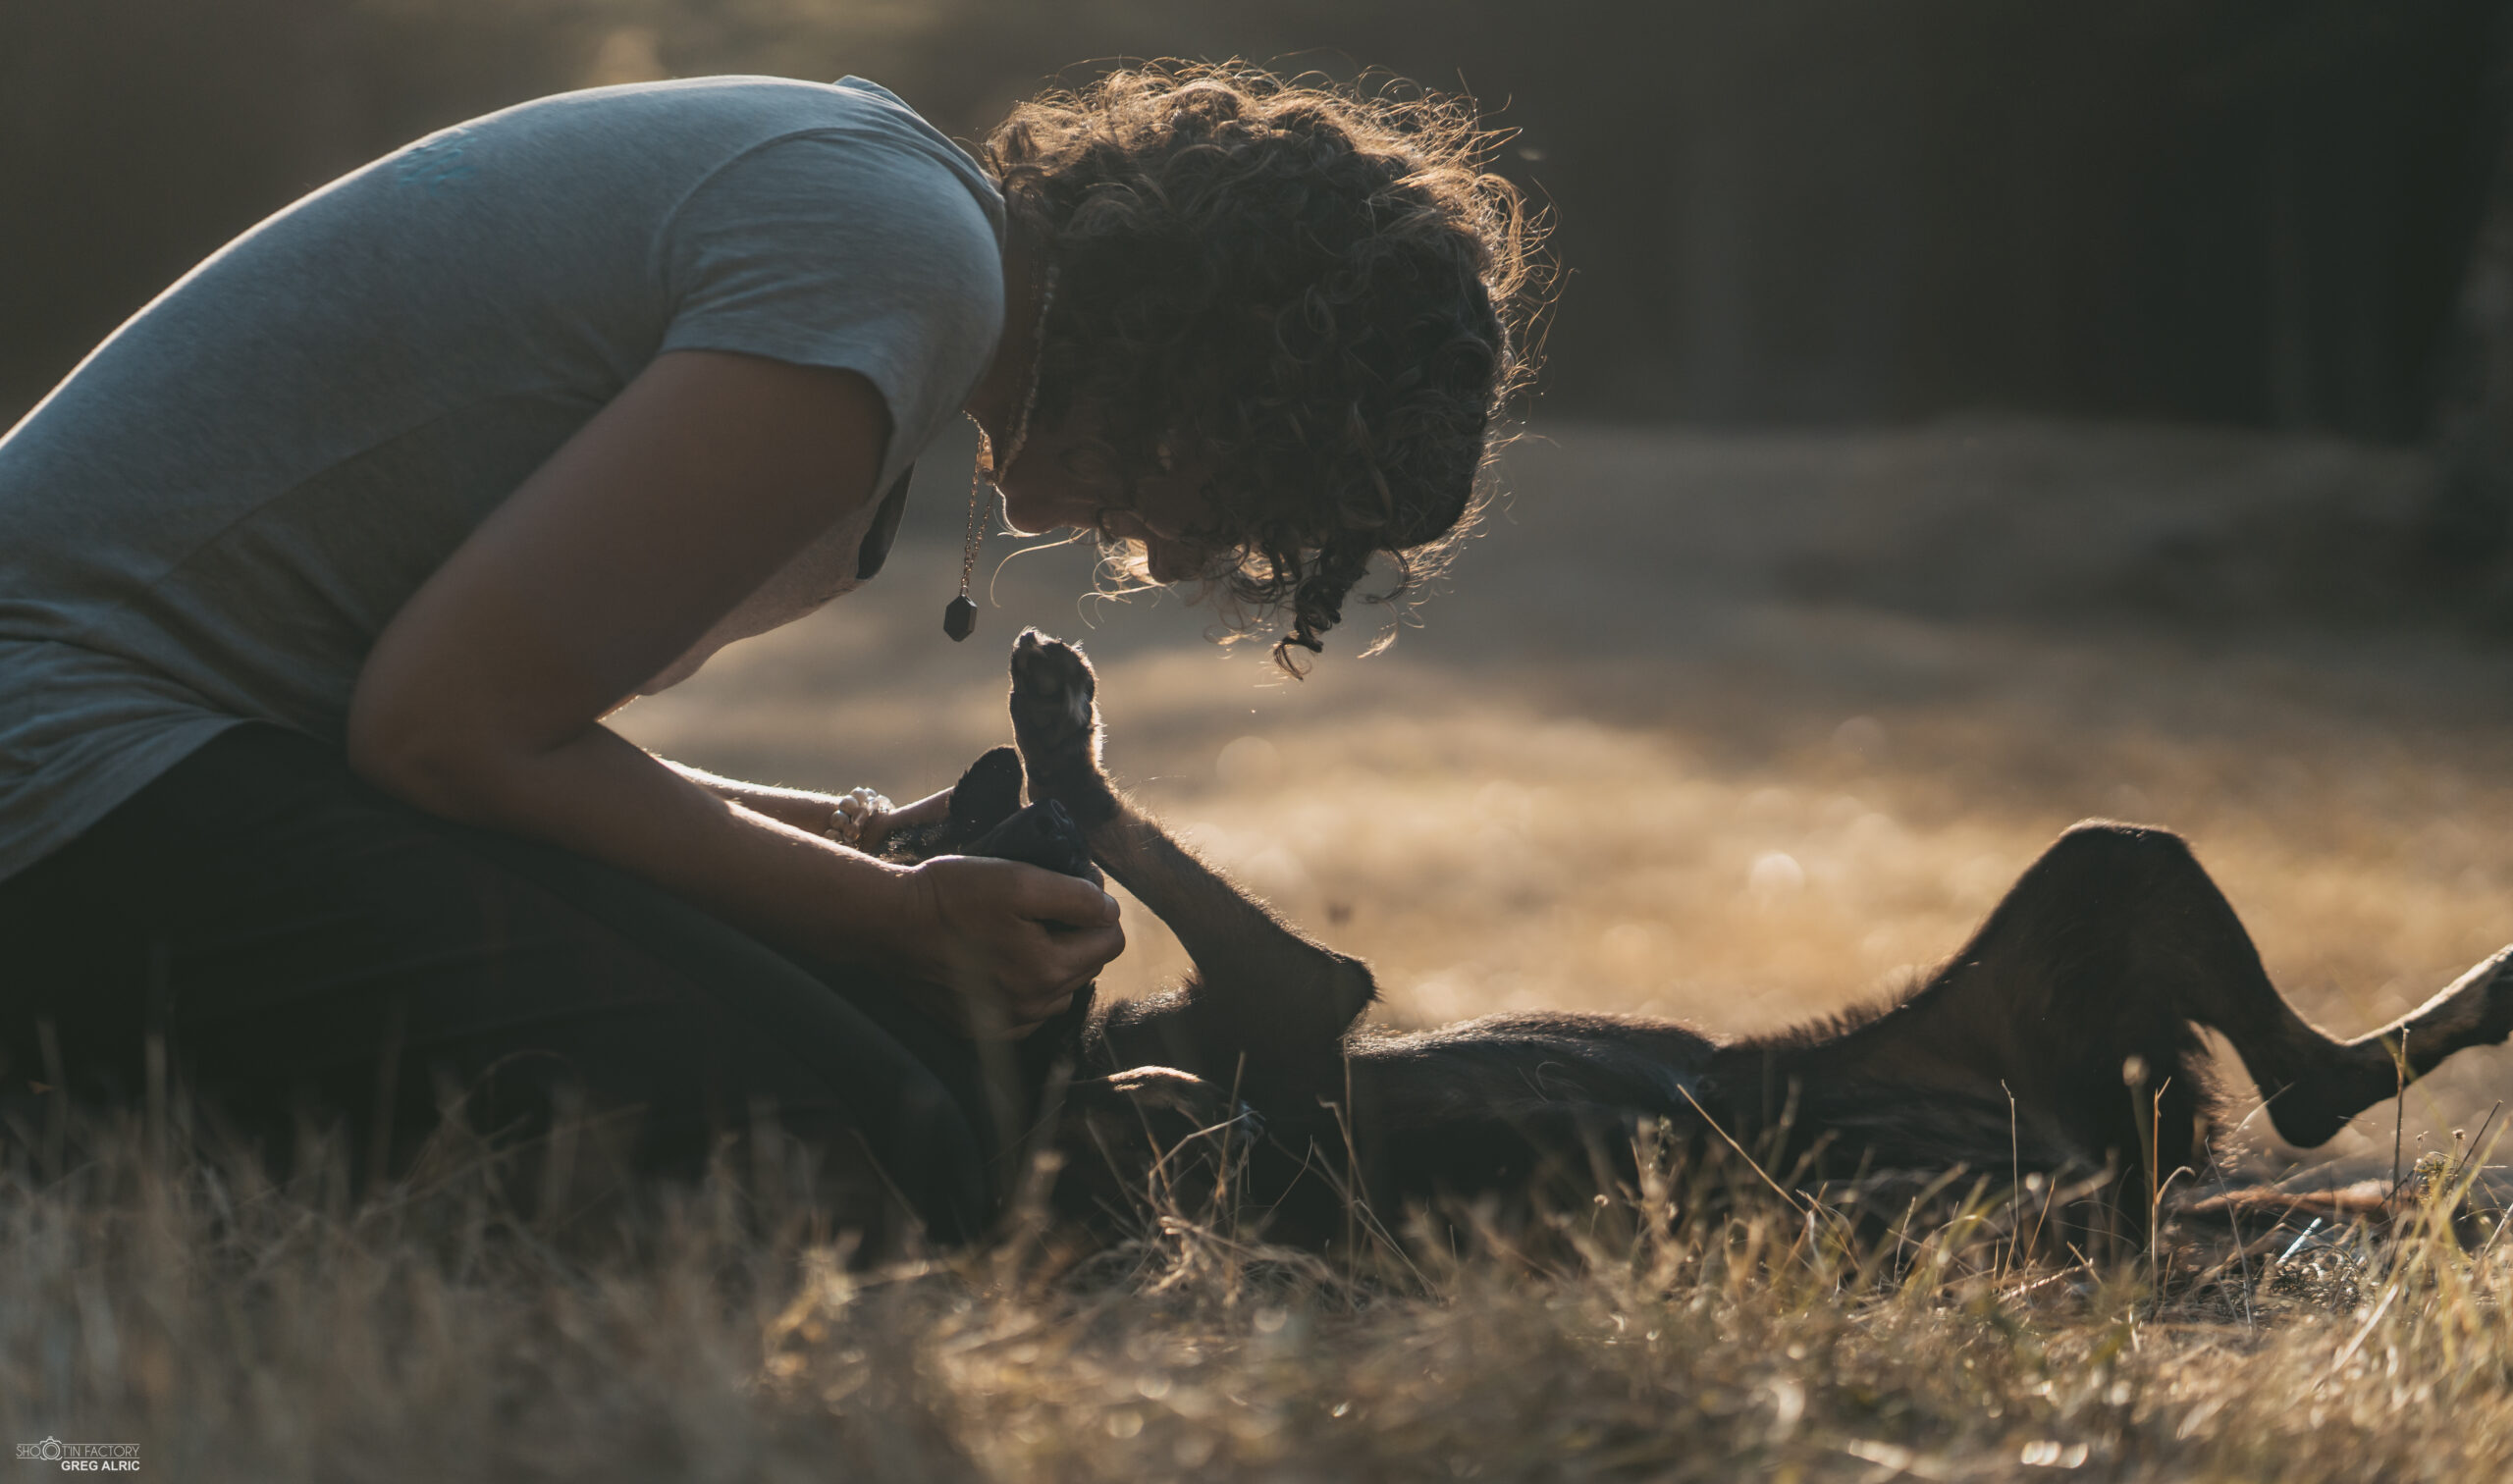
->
xmin=3 ymin=1106 xmax=2506 ymax=1481
xmin=9 ymin=419 xmax=2513 ymax=1477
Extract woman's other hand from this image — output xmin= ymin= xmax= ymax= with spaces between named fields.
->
xmin=891 ymin=856 xmax=1123 ymax=1037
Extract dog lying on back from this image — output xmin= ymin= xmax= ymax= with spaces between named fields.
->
xmin=893 ymin=630 xmax=2513 ymax=1251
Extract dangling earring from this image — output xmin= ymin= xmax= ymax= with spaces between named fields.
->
xmin=947 ymin=263 xmax=1059 ymax=641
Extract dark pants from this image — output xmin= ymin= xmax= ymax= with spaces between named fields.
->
xmin=0 ymin=724 xmax=995 ymax=1240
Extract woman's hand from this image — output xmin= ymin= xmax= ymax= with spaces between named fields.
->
xmin=886 ymin=856 xmax=1124 ymax=1037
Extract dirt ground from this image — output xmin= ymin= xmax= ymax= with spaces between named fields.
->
xmin=618 ymin=417 xmax=2513 ymax=1185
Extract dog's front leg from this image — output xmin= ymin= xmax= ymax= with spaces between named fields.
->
xmin=1006 ymin=630 xmax=1376 ymax=1086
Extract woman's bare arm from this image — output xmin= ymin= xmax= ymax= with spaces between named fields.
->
xmin=346 ymin=349 xmax=1119 ymax=1034
xmin=662 ymin=763 xmax=949 ymax=845
xmin=663 ymin=767 xmax=843 ymax=835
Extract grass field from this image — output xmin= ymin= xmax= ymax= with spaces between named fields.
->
xmin=6 ymin=420 xmax=2511 ymax=1479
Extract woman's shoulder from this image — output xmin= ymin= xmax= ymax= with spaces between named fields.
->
xmin=645 ymin=81 xmax=1006 ymax=491
xmin=477 ymin=76 xmax=992 ymax=196
xmin=491 ymin=76 xmax=913 ymax=136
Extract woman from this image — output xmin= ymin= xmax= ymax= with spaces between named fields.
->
xmin=0 ymin=65 xmax=1532 ymax=1235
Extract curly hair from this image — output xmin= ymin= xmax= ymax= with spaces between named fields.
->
xmin=980 ymin=62 xmax=1545 ymax=672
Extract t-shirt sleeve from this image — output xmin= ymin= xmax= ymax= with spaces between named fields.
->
xmin=656 ymin=130 xmax=1005 ymax=491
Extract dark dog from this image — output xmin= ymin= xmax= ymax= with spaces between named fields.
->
xmin=913 ymin=630 xmax=2513 ymax=1250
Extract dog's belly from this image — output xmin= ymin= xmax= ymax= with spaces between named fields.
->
xmin=1196 ymin=1012 xmax=1728 ymax=1227
xmin=1342 ymin=1010 xmax=1722 ymax=1140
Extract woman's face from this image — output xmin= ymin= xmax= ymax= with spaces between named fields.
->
xmin=996 ymin=414 xmax=1226 ymax=584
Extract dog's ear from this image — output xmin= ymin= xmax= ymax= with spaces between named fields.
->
xmin=945 ymin=746 xmax=1025 ymax=841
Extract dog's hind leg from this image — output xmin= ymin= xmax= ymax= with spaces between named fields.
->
xmin=1005 ymin=631 xmax=1375 ymax=1088
xmin=1740 ymin=822 xmax=2512 ymax=1178
xmin=1958 ymin=823 xmax=2513 ymax=1150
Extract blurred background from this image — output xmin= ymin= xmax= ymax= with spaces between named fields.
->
xmin=10 ymin=0 xmax=2513 ymax=435
xmin=8 ymin=0 xmax=2513 ymax=1178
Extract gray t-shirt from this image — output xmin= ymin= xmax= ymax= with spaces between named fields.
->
xmin=0 ymin=76 xmax=1006 ymax=882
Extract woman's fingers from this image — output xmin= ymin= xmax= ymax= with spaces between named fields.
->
xmin=1018 ymin=921 xmax=1125 ymax=1018
xmin=1049 ymin=921 xmax=1126 ymax=977
xmin=901 ymin=856 xmax=1125 ymax=1037
xmin=991 ymin=919 xmax=1123 ymax=1031
xmin=1012 ymin=868 xmax=1121 ymax=929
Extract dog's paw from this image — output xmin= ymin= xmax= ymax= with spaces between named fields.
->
xmin=1009 ymin=628 xmax=1100 ymax=777
xmin=1070 ymin=1066 xmax=1261 ymax=1153
xmin=1096 ymin=1065 xmax=1228 ymax=1123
